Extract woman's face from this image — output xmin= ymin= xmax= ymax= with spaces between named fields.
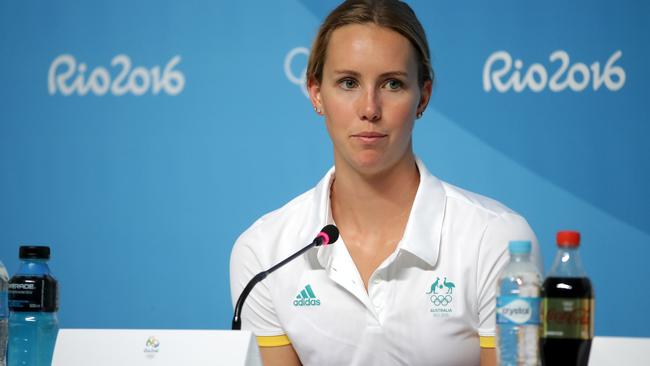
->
xmin=310 ymin=23 xmax=431 ymax=176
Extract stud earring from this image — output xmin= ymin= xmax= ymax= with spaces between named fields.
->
xmin=314 ymin=106 xmax=322 ymax=114
xmin=416 ymin=111 xmax=423 ymax=119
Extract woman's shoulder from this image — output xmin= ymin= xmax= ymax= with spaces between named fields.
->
xmin=242 ymin=188 xmax=318 ymax=240
xmin=438 ymin=179 xmax=538 ymax=258
xmin=440 ymin=180 xmax=519 ymax=219
xmin=417 ymin=158 xmax=520 ymax=220
xmin=232 ymin=168 xmax=334 ymax=258
xmin=437 ymin=179 xmax=540 ymax=265
xmin=435 ymin=177 xmax=536 ymax=241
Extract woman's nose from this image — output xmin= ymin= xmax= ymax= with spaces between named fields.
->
xmin=358 ymin=88 xmax=381 ymax=122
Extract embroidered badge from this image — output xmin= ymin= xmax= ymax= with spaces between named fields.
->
xmin=426 ymin=276 xmax=455 ymax=317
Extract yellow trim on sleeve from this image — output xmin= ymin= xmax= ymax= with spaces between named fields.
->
xmin=256 ymin=334 xmax=291 ymax=347
xmin=480 ymin=336 xmax=496 ymax=348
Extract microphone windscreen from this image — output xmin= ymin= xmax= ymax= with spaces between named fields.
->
xmin=320 ymin=224 xmax=339 ymax=245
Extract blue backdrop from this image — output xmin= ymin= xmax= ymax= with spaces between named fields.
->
xmin=1 ymin=0 xmax=648 ymax=337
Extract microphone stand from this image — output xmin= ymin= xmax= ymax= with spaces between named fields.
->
xmin=231 ymin=238 xmax=323 ymax=330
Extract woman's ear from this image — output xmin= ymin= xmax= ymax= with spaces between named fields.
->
xmin=308 ymin=78 xmax=323 ymax=115
xmin=416 ymin=79 xmax=433 ymax=117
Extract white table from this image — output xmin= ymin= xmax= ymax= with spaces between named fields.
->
xmin=589 ymin=336 xmax=650 ymax=366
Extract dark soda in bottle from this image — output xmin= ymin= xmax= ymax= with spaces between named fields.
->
xmin=541 ymin=231 xmax=593 ymax=366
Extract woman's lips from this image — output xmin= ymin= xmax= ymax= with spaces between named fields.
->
xmin=351 ymin=132 xmax=387 ymax=143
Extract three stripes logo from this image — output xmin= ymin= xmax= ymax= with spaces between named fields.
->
xmin=293 ymin=284 xmax=321 ymax=307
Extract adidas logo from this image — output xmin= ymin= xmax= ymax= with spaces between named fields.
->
xmin=293 ymin=284 xmax=321 ymax=307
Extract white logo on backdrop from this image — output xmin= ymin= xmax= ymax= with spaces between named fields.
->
xmin=284 ymin=47 xmax=309 ymax=97
xmin=483 ymin=50 xmax=625 ymax=93
xmin=48 ymin=54 xmax=185 ymax=96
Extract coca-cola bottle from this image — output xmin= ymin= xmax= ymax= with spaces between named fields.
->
xmin=541 ymin=231 xmax=594 ymax=366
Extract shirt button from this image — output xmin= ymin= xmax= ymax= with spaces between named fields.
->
xmin=373 ymin=279 xmax=380 ymax=285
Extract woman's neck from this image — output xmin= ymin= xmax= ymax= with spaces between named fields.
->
xmin=330 ymin=153 xmax=420 ymax=235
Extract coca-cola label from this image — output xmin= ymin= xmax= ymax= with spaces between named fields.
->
xmin=542 ymin=297 xmax=594 ymax=340
xmin=496 ymin=295 xmax=541 ymax=325
xmin=8 ymin=275 xmax=58 ymax=312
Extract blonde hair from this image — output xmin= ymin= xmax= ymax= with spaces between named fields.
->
xmin=306 ymin=0 xmax=433 ymax=87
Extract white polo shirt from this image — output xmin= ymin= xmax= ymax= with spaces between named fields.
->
xmin=230 ymin=158 xmax=540 ymax=366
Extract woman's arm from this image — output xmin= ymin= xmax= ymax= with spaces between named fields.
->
xmin=260 ymin=344 xmax=301 ymax=366
xmin=480 ymin=348 xmax=497 ymax=366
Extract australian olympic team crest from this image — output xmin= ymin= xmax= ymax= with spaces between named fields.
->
xmin=427 ymin=275 xmax=455 ymax=317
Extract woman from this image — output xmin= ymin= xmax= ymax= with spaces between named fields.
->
xmin=230 ymin=1 xmax=540 ymax=365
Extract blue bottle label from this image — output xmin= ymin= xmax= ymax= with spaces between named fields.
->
xmin=497 ymin=295 xmax=540 ymax=325
xmin=0 ymin=290 xmax=7 ymax=317
xmin=8 ymin=275 xmax=58 ymax=312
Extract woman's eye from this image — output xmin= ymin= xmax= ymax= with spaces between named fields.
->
xmin=385 ymin=79 xmax=403 ymax=90
xmin=339 ymin=79 xmax=358 ymax=89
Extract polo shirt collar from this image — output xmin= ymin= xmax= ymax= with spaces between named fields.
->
xmin=400 ymin=158 xmax=445 ymax=267
xmin=313 ymin=158 xmax=445 ymax=269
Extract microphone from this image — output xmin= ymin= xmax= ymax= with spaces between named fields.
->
xmin=232 ymin=225 xmax=339 ymax=330
xmin=313 ymin=224 xmax=339 ymax=247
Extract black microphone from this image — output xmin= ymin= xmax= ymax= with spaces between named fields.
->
xmin=232 ymin=225 xmax=339 ymax=330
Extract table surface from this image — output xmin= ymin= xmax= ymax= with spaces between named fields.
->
xmin=589 ymin=336 xmax=650 ymax=366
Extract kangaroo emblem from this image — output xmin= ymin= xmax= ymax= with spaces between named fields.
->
xmin=443 ymin=277 xmax=455 ymax=294
xmin=426 ymin=277 xmax=440 ymax=294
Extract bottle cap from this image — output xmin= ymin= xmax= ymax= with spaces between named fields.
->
xmin=19 ymin=245 xmax=51 ymax=260
xmin=556 ymin=231 xmax=580 ymax=248
xmin=508 ymin=240 xmax=531 ymax=254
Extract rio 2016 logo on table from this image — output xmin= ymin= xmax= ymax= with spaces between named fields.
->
xmin=483 ymin=50 xmax=625 ymax=93
xmin=48 ymin=54 xmax=185 ymax=96
xmin=144 ymin=336 xmax=160 ymax=354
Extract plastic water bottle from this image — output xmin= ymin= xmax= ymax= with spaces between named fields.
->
xmin=0 ymin=259 xmax=8 ymax=366
xmin=496 ymin=240 xmax=542 ymax=366
xmin=8 ymin=246 xmax=59 ymax=366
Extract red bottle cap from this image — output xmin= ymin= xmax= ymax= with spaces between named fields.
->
xmin=557 ymin=230 xmax=580 ymax=247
